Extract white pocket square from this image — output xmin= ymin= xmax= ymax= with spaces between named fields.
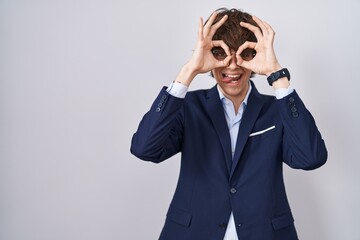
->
xmin=249 ymin=125 xmax=275 ymax=137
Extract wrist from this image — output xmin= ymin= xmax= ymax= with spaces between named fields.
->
xmin=265 ymin=64 xmax=282 ymax=76
xmin=272 ymin=77 xmax=290 ymax=89
xmin=267 ymin=68 xmax=291 ymax=88
xmin=175 ymin=63 xmax=198 ymax=86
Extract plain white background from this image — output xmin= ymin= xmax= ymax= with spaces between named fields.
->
xmin=1 ymin=0 xmax=359 ymax=239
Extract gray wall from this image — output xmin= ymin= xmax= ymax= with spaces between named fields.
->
xmin=1 ymin=0 xmax=359 ymax=239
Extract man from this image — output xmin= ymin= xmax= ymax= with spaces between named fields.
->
xmin=131 ymin=8 xmax=327 ymax=240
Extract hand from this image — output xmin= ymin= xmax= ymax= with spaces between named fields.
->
xmin=176 ymin=12 xmax=232 ymax=86
xmin=236 ymin=16 xmax=282 ymax=76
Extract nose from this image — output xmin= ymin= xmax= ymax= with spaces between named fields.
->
xmin=228 ymin=52 xmax=239 ymax=69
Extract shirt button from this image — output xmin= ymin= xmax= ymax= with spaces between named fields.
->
xmin=230 ymin=188 xmax=237 ymax=194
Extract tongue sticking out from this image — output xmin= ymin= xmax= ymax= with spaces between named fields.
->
xmin=223 ymin=74 xmax=241 ymax=83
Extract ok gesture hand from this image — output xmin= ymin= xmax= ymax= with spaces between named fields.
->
xmin=175 ymin=12 xmax=232 ymax=86
xmin=236 ymin=16 xmax=282 ymax=76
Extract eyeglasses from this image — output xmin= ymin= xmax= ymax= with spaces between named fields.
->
xmin=211 ymin=47 xmax=256 ymax=61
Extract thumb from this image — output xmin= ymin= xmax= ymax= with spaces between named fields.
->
xmin=215 ymin=55 xmax=232 ymax=68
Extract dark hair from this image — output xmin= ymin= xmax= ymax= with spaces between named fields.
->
xmin=209 ymin=8 xmax=260 ymax=50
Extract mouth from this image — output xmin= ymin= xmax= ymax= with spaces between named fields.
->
xmin=222 ymin=73 xmax=242 ymax=83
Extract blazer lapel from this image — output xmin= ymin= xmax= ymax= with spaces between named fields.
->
xmin=205 ymin=86 xmax=232 ymax=174
xmin=230 ymin=84 xmax=264 ymax=178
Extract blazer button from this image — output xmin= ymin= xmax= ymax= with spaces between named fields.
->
xmin=156 ymin=107 xmax=161 ymax=112
xmin=292 ymin=112 xmax=299 ymax=118
xmin=289 ymin=97 xmax=295 ymax=103
xmin=230 ymin=188 xmax=237 ymax=194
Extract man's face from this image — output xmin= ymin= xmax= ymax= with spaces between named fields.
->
xmin=212 ymin=50 xmax=252 ymax=102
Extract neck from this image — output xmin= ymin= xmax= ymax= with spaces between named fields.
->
xmin=230 ymin=96 xmax=244 ymax=115
xmin=219 ymin=83 xmax=250 ymax=114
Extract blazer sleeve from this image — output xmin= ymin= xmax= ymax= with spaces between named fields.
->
xmin=130 ymin=87 xmax=184 ymax=163
xmin=278 ymin=90 xmax=328 ymax=170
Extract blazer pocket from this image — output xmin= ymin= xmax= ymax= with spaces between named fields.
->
xmin=271 ymin=212 xmax=294 ymax=230
xmin=249 ymin=125 xmax=276 ymax=137
xmin=166 ymin=205 xmax=192 ymax=227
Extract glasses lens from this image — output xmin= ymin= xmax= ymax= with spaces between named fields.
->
xmin=211 ymin=47 xmax=227 ymax=61
xmin=240 ymin=48 xmax=256 ymax=61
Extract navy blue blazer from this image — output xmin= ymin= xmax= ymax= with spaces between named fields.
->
xmin=131 ymin=82 xmax=327 ymax=240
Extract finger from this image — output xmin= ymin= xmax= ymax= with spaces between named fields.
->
xmin=262 ymin=20 xmax=274 ymax=33
xmin=251 ymin=16 xmax=269 ymax=35
xmin=236 ymin=41 xmax=257 ymax=56
xmin=236 ymin=41 xmax=257 ymax=67
xmin=224 ymin=55 xmax=233 ymax=65
xmin=237 ymin=57 xmax=251 ymax=70
xmin=212 ymin=40 xmax=231 ymax=56
xmin=209 ymin=15 xmax=228 ymax=37
xmin=214 ymin=55 xmax=232 ymax=68
xmin=262 ymin=21 xmax=275 ymax=39
xmin=197 ymin=17 xmax=204 ymax=41
xmin=203 ymin=12 xmax=218 ymax=36
xmin=239 ymin=21 xmax=263 ymax=40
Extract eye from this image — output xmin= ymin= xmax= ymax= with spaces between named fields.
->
xmin=211 ymin=47 xmax=227 ymax=60
xmin=240 ymin=48 xmax=256 ymax=61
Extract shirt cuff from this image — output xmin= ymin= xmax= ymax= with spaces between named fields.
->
xmin=275 ymin=86 xmax=294 ymax=99
xmin=166 ymin=81 xmax=188 ymax=99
